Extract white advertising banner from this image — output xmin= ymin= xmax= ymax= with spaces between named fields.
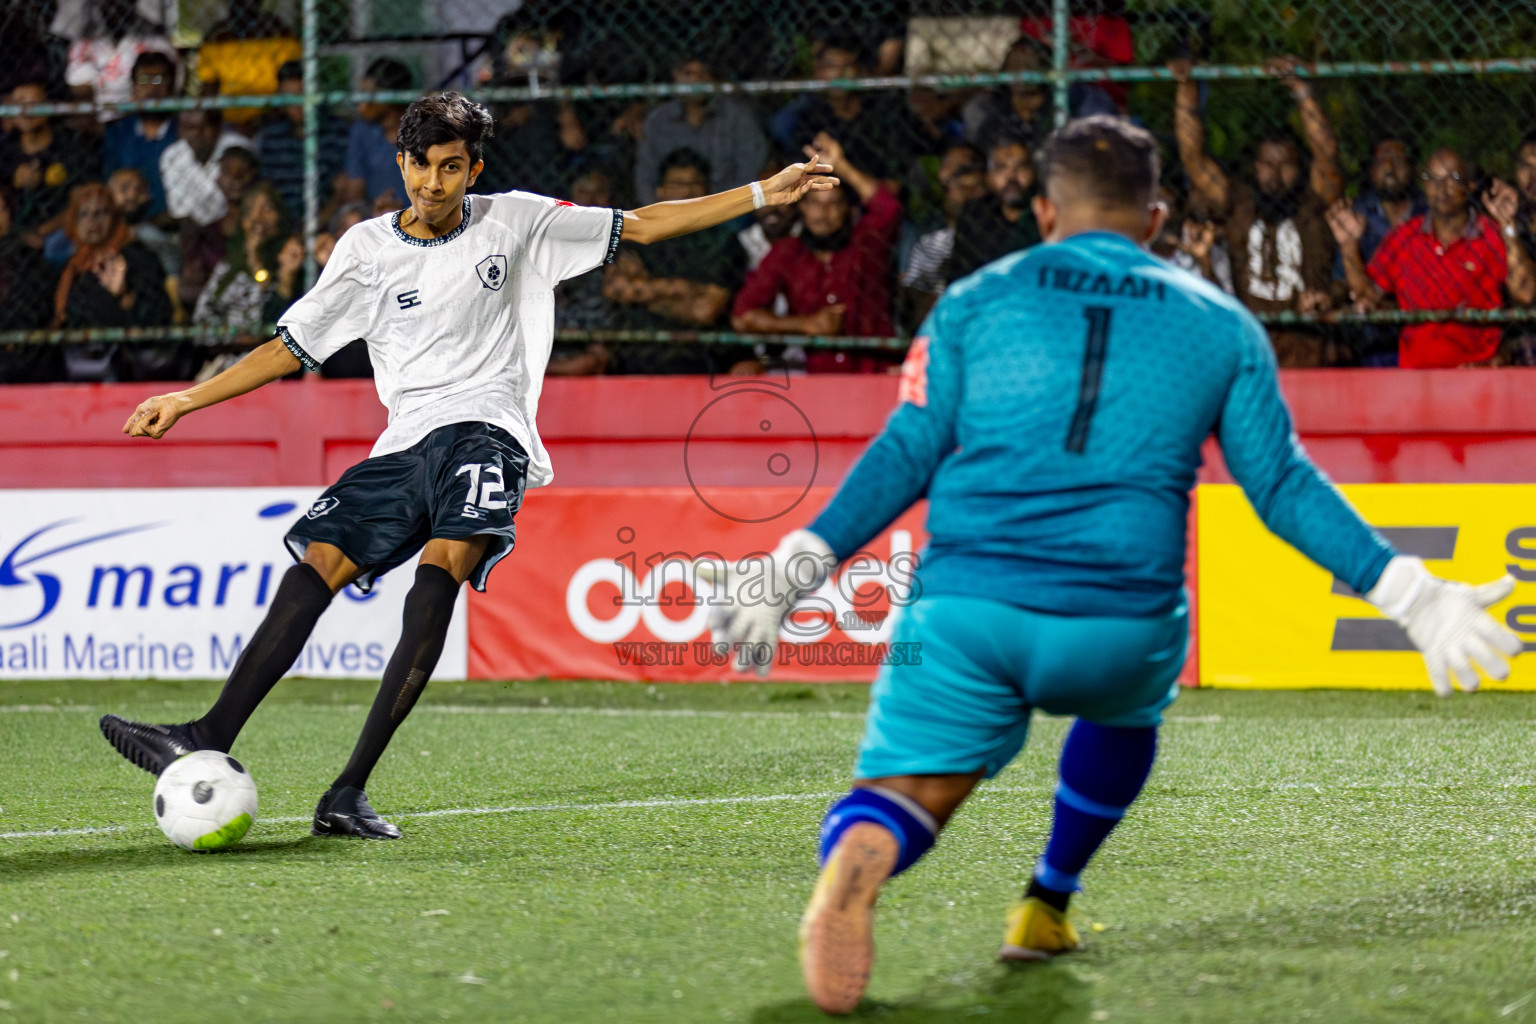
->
xmin=0 ymin=489 xmax=467 ymax=680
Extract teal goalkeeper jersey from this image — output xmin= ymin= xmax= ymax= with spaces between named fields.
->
xmin=808 ymin=230 xmax=1395 ymax=618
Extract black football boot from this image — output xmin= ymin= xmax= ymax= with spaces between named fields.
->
xmin=312 ymin=785 xmax=402 ymax=839
xmin=99 ymin=715 xmax=205 ymax=775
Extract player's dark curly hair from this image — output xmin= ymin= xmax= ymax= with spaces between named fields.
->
xmin=397 ymin=92 xmax=496 ymax=166
xmin=1038 ymin=115 xmax=1160 ymax=209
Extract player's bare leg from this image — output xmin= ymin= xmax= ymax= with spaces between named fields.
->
xmin=801 ymin=773 xmax=979 ymax=1014
xmin=315 ymin=536 xmax=488 ymax=839
xmin=99 ymin=544 xmax=357 ymax=774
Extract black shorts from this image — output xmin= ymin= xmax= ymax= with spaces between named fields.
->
xmin=285 ymin=421 xmax=530 ymax=592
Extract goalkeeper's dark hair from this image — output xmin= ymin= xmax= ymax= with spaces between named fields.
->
xmin=398 ymin=92 xmax=496 ymax=166
xmin=1038 ymin=115 xmax=1160 ymax=210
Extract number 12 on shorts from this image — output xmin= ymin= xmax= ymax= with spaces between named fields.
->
xmin=456 ymin=462 xmax=508 ymax=520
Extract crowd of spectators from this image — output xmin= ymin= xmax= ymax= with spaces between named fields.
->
xmin=5 ymin=8 xmax=1536 ymax=384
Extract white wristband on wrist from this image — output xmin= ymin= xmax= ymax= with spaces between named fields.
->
xmin=750 ymin=181 xmax=766 ymax=210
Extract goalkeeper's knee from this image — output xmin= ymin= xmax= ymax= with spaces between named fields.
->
xmin=818 ymin=786 xmax=937 ymax=877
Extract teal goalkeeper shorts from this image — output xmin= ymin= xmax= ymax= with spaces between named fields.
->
xmin=856 ymin=595 xmax=1189 ymax=780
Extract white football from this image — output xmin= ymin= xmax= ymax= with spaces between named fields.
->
xmin=152 ymin=750 xmax=259 ymax=851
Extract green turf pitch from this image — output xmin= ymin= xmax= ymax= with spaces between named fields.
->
xmin=2 ymin=681 xmax=1536 ymax=1023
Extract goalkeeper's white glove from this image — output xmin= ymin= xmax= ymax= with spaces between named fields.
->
xmin=1365 ymin=555 xmax=1522 ymax=697
xmin=694 ymin=529 xmax=836 ymax=677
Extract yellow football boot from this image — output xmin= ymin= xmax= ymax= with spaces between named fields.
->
xmin=799 ymin=822 xmax=899 ymax=1015
xmin=998 ymin=896 xmax=1081 ymax=962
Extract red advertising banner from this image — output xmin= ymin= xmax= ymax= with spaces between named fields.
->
xmin=467 ymin=487 xmax=929 ymax=682
xmin=468 ymin=486 xmax=1201 ymax=685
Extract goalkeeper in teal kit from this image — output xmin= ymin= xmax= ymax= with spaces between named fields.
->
xmin=699 ymin=117 xmax=1521 ymax=1016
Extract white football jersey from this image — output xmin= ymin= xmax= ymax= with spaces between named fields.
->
xmin=278 ymin=192 xmax=622 ymax=487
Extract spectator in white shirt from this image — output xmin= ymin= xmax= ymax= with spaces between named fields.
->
xmin=158 ymin=108 xmax=251 ymax=226
xmin=899 ymin=142 xmax=987 ymax=329
xmin=61 ymin=0 xmax=177 ymax=121
xmin=737 ymin=199 xmax=801 ymax=273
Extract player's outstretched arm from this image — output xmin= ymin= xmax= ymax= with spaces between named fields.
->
xmin=619 ymin=156 xmax=838 ymax=246
xmin=1216 ymin=314 xmax=1520 ymax=694
xmin=122 ymin=337 xmax=302 ymax=439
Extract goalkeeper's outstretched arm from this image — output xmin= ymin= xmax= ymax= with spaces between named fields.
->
xmin=807 ymin=303 xmax=964 ymax=561
xmin=122 ymin=336 xmax=301 ymax=439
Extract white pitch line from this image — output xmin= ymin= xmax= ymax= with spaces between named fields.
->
xmin=0 ymin=703 xmax=866 ymax=720
xmin=0 ymin=791 xmax=838 ymax=842
xmin=6 ymin=776 xmax=1536 ymax=842
xmin=0 ymin=824 xmax=129 ymax=839
xmin=414 ymin=704 xmax=867 ymax=720
xmin=0 ymin=705 xmax=98 ymax=713
xmin=1 ymin=702 xmax=1514 ymax=728
xmin=407 ymin=706 xmax=1231 ymax=725
xmin=0 ymin=702 xmax=1230 ymax=724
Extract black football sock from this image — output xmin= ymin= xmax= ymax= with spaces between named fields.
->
xmin=331 ymin=564 xmax=459 ymax=792
xmin=1025 ymin=877 xmax=1072 ymax=913
xmin=191 ymin=563 xmax=334 ymax=751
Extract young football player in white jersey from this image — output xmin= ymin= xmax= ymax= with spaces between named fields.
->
xmin=99 ymin=92 xmax=839 ymax=838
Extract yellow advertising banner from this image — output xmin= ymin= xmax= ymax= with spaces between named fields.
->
xmin=1198 ymin=484 xmax=1536 ymax=691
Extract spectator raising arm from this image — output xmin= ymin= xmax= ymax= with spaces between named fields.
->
xmin=732 ymin=136 xmax=900 ymax=338
xmin=1330 ymin=148 xmax=1523 ymax=368
xmin=1268 ymin=56 xmax=1343 ymax=205
xmin=1482 ymin=178 xmax=1536 ymax=307
xmin=807 ymin=133 xmax=879 ymax=205
xmin=1327 ymin=200 xmax=1383 ymax=308
xmin=1171 ymin=59 xmax=1229 ymax=214
xmin=1329 ymin=165 xmax=1536 ymax=310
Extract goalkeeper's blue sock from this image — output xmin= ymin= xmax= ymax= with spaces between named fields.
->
xmin=819 ymin=786 xmax=937 ymax=877
xmin=1030 ymin=721 xmax=1158 ymax=909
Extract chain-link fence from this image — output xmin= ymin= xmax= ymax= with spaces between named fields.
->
xmin=3 ymin=0 xmax=1536 ymax=380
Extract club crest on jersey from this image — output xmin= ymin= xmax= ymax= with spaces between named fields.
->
xmin=306 ymin=497 xmax=340 ymax=519
xmin=477 ymin=255 xmax=509 ymax=291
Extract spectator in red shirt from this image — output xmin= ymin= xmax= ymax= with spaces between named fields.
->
xmin=731 ymin=135 xmax=901 ymax=372
xmin=1330 ymin=149 xmax=1536 ymax=367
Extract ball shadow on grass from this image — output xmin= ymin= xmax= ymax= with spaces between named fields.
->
xmin=0 ymin=836 xmax=319 ymax=879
